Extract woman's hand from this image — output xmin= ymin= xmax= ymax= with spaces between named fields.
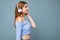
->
xmin=26 ymin=13 xmax=36 ymax=28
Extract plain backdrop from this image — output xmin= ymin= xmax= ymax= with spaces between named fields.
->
xmin=0 ymin=0 xmax=60 ymax=40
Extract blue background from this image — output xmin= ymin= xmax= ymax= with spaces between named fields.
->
xmin=0 ymin=0 xmax=60 ymax=40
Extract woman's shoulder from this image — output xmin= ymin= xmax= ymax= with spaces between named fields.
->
xmin=16 ymin=16 xmax=22 ymax=22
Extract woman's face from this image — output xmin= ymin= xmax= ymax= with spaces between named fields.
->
xmin=22 ymin=4 xmax=29 ymax=14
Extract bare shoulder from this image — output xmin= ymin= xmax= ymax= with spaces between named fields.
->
xmin=16 ymin=17 xmax=22 ymax=22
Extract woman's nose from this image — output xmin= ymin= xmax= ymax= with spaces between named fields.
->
xmin=27 ymin=7 xmax=29 ymax=10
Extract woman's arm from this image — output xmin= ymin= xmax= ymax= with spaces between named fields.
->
xmin=27 ymin=14 xmax=36 ymax=28
xmin=15 ymin=17 xmax=23 ymax=40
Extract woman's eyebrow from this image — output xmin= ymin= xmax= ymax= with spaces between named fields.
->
xmin=24 ymin=5 xmax=28 ymax=7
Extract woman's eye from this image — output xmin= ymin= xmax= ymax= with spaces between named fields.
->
xmin=25 ymin=6 xmax=28 ymax=8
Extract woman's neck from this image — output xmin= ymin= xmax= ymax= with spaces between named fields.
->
xmin=20 ymin=15 xmax=25 ymax=22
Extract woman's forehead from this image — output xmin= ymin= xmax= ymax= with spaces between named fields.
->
xmin=24 ymin=4 xmax=28 ymax=7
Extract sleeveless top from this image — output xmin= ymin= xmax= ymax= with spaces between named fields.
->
xmin=15 ymin=20 xmax=32 ymax=40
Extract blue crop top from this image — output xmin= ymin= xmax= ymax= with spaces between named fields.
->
xmin=15 ymin=20 xmax=32 ymax=40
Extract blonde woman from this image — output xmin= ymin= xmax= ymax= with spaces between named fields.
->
xmin=14 ymin=1 xmax=36 ymax=40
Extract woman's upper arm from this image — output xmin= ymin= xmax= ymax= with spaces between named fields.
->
xmin=15 ymin=17 xmax=22 ymax=28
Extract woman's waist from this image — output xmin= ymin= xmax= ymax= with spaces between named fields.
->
xmin=22 ymin=34 xmax=31 ymax=39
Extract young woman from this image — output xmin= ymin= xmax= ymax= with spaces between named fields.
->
xmin=14 ymin=1 xmax=36 ymax=40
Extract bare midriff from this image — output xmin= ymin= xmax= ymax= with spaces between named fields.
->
xmin=22 ymin=34 xmax=31 ymax=39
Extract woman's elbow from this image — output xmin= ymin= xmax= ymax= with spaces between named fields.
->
xmin=32 ymin=25 xmax=37 ymax=28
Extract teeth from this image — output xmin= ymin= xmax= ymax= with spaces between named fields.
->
xmin=18 ymin=8 xmax=22 ymax=12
